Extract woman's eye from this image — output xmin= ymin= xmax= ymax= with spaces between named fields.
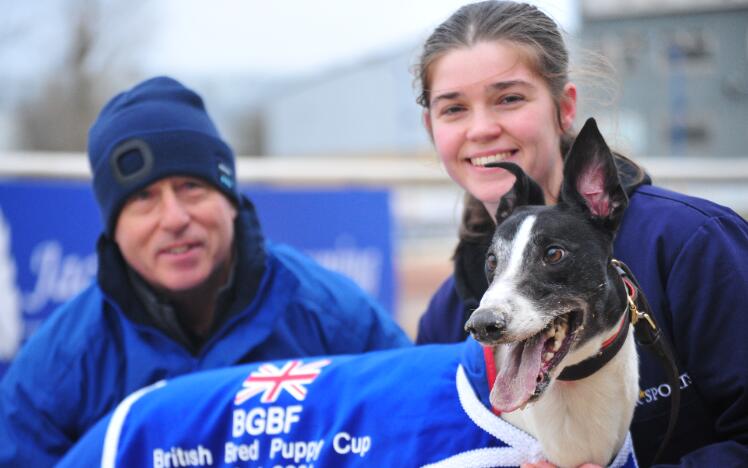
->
xmin=499 ymin=94 xmax=524 ymax=105
xmin=485 ymin=253 xmax=498 ymax=273
xmin=440 ymin=104 xmax=465 ymax=116
xmin=543 ymin=246 xmax=565 ymax=264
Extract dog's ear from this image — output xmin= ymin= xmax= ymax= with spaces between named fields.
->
xmin=486 ymin=162 xmax=545 ymax=222
xmin=560 ymin=118 xmax=628 ymax=232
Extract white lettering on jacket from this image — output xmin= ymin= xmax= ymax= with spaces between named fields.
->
xmin=332 ymin=432 xmax=371 ymax=457
xmin=637 ymin=373 xmax=692 ymax=405
xmin=232 ymin=405 xmax=302 ymax=436
xmin=269 ymin=437 xmax=324 ymax=463
xmin=153 ymin=445 xmax=213 ymax=467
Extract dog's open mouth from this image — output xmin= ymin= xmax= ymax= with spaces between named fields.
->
xmin=490 ymin=311 xmax=581 ymax=412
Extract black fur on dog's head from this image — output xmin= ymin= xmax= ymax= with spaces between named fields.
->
xmin=465 ymin=117 xmax=630 ymax=412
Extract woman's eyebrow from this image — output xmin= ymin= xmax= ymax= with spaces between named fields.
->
xmin=430 ymin=91 xmax=461 ymax=108
xmin=430 ymin=79 xmax=534 ymax=106
xmin=488 ymin=79 xmax=531 ymax=91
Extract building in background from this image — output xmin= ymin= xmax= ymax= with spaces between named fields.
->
xmin=258 ymin=1 xmax=748 ymax=159
xmin=261 ymin=46 xmax=431 ymax=157
xmin=578 ymin=0 xmax=748 ymax=157
xmin=2 ymin=1 xmax=745 ymax=159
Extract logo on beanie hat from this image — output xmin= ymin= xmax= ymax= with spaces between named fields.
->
xmin=109 ymin=139 xmax=154 ymax=184
xmin=217 ymin=163 xmax=234 ymax=190
xmin=87 ymin=76 xmax=239 ymax=236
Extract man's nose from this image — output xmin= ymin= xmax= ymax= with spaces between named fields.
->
xmin=159 ymin=189 xmax=190 ymax=230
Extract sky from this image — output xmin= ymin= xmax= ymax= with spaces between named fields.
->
xmin=143 ymin=0 xmax=578 ymax=77
xmin=0 ymin=0 xmax=577 ymax=82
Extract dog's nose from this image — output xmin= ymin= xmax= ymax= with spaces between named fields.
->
xmin=465 ymin=308 xmax=507 ymax=344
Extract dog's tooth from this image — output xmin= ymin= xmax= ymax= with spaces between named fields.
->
xmin=543 ymin=352 xmax=554 ymax=362
xmin=553 ymin=328 xmax=566 ymax=351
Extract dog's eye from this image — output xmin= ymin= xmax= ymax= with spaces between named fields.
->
xmin=486 ymin=253 xmax=498 ymax=273
xmin=544 ymin=246 xmax=565 ymax=264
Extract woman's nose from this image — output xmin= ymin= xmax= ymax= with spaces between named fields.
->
xmin=466 ymin=109 xmax=502 ymax=143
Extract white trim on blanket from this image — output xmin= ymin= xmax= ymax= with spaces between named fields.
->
xmin=101 ymin=380 xmax=166 ymax=468
xmin=422 ymin=365 xmax=543 ymax=467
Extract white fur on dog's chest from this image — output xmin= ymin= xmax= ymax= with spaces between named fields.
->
xmin=422 ymin=363 xmax=638 ymax=468
xmin=499 ymin=335 xmax=639 ymax=467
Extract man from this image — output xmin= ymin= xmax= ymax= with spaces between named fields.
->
xmin=0 ymin=76 xmax=410 ymax=466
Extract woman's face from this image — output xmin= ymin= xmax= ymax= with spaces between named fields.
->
xmin=425 ymin=40 xmax=576 ymax=216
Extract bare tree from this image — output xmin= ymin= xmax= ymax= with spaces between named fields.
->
xmin=14 ymin=0 xmax=153 ymax=151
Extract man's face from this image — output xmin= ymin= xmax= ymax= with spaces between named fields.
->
xmin=114 ymin=176 xmax=237 ymax=294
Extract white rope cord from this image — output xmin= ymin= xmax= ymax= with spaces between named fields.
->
xmin=422 ymin=365 xmax=544 ymax=467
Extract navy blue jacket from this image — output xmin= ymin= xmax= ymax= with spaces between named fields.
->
xmin=58 ymin=339 xmax=638 ymax=467
xmin=417 ymin=185 xmax=748 ymax=466
xmin=0 ymin=197 xmax=411 ymax=467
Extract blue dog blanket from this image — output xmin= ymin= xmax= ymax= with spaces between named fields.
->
xmin=60 ymin=339 xmax=637 ymax=467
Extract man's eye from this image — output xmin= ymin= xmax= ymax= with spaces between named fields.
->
xmin=180 ymin=180 xmax=206 ymax=192
xmin=543 ymin=246 xmax=566 ymax=264
xmin=133 ymin=190 xmax=152 ymax=201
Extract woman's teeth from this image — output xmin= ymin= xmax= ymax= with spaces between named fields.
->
xmin=167 ymin=245 xmax=190 ymax=254
xmin=470 ymin=152 xmax=512 ymax=167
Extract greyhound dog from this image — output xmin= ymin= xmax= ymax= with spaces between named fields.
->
xmin=58 ymin=118 xmax=639 ymax=468
xmin=465 ymin=117 xmax=638 ymax=467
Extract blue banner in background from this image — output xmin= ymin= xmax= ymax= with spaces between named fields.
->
xmin=248 ymin=188 xmax=394 ymax=314
xmin=0 ymin=180 xmax=395 ymax=378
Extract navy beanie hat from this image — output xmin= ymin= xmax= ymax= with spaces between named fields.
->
xmin=88 ymin=76 xmax=238 ymax=236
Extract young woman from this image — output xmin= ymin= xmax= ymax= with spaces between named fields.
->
xmin=414 ymin=1 xmax=748 ymax=466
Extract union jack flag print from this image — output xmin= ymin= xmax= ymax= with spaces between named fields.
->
xmin=234 ymin=359 xmax=331 ymax=405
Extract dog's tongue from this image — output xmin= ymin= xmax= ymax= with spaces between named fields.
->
xmin=490 ymin=334 xmax=544 ymax=412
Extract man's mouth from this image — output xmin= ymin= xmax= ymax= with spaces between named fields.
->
xmin=160 ymin=242 xmax=199 ymax=256
xmin=490 ymin=310 xmax=581 ymax=412
xmin=469 ymin=151 xmax=514 ymax=167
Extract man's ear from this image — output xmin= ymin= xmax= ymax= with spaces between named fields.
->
xmin=559 ymin=82 xmax=577 ymax=132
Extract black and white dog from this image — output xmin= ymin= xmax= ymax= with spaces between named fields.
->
xmin=465 ymin=117 xmax=638 ymax=467
xmin=59 ymin=118 xmax=640 ymax=468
